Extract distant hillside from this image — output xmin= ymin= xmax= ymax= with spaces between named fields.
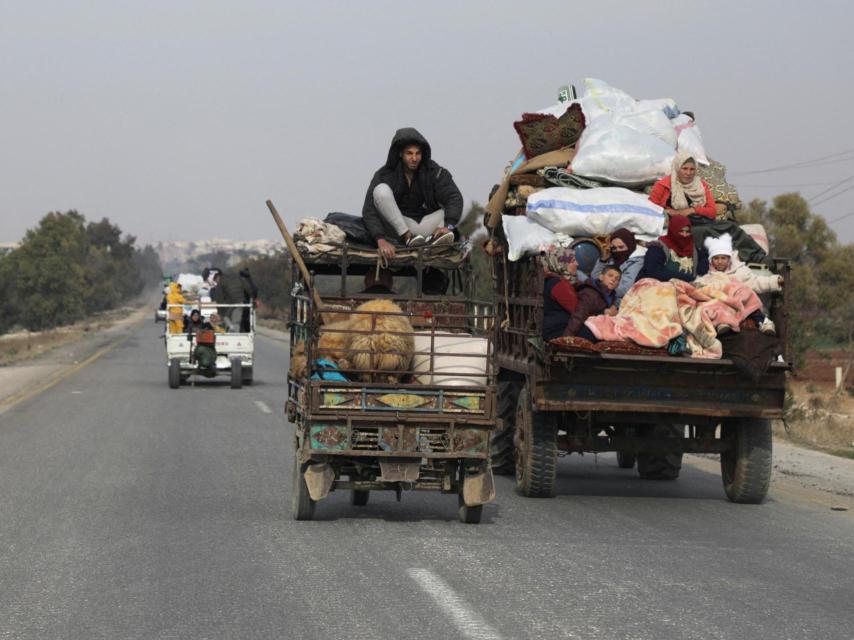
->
xmin=155 ymin=238 xmax=282 ymax=273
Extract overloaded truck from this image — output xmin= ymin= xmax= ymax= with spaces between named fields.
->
xmin=488 ymin=243 xmax=789 ymax=504
xmin=275 ymin=207 xmax=498 ymax=523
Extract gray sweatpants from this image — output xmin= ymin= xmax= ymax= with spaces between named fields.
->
xmin=373 ymin=183 xmax=445 ymax=238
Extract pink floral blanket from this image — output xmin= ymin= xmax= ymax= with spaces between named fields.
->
xmin=584 ymin=277 xmax=762 ymax=359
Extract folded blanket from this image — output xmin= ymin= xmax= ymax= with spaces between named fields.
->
xmin=584 ymin=278 xmax=762 ymax=359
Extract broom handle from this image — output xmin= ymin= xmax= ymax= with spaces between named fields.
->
xmin=266 ymin=199 xmax=324 ymax=311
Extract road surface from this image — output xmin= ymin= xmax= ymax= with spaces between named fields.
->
xmin=0 ymin=320 xmax=852 ymax=639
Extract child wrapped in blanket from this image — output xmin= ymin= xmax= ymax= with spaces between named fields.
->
xmin=695 ymin=234 xmax=781 ymax=336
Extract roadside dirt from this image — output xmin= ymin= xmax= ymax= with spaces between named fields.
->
xmin=0 ymin=301 xmax=155 ymax=414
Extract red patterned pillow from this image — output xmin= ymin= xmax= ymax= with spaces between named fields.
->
xmin=513 ymin=103 xmax=586 ymax=159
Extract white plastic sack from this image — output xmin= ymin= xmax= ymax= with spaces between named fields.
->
xmin=526 ymin=187 xmax=666 ymax=238
xmin=176 ymin=273 xmax=204 ymax=295
xmin=614 ymin=107 xmax=677 ymax=148
xmin=502 ymin=215 xmax=558 ymax=261
xmin=572 ymin=117 xmax=676 ymax=185
xmin=412 ymin=332 xmax=489 ymax=386
xmin=672 ymin=114 xmax=709 ymax=165
xmin=578 ymin=78 xmax=636 ymax=121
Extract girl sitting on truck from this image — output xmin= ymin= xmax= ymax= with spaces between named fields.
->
xmin=637 ymin=214 xmax=709 ymax=282
xmin=695 ymin=234 xmax=779 ymax=335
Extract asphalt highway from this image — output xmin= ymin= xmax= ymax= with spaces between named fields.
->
xmin=0 ymin=320 xmax=852 ymax=639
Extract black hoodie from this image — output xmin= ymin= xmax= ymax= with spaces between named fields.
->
xmin=361 ymin=127 xmax=463 ymax=242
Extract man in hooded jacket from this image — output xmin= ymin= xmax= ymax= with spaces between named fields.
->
xmin=362 ymin=128 xmax=463 ymax=259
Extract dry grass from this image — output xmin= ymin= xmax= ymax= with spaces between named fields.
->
xmin=0 ymin=306 xmax=141 ymax=366
xmin=779 ymin=379 xmax=854 ymax=459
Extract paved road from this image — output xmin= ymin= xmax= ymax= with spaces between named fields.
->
xmin=0 ymin=320 xmax=852 ymax=640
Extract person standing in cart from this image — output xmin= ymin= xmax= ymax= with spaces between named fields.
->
xmin=362 ymin=127 xmax=464 ymax=259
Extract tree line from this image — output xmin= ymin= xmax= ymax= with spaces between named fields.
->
xmin=0 ymin=211 xmax=162 ymax=334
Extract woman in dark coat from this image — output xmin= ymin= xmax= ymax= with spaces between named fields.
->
xmin=638 ymin=214 xmax=709 ymax=283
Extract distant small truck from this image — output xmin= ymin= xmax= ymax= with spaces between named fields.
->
xmin=164 ymin=303 xmax=255 ymax=389
xmin=490 ymin=246 xmax=790 ymax=504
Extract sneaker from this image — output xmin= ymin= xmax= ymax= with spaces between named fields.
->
xmin=405 ymin=234 xmax=427 ymax=248
xmin=717 ymin=323 xmax=732 ymax=335
xmin=759 ymin=318 xmax=776 ymax=336
xmin=430 ymin=231 xmax=455 ymax=246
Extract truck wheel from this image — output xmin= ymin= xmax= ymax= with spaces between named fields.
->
xmin=491 ymin=378 xmax=522 ymax=475
xmin=720 ymin=417 xmax=772 ymax=504
xmin=637 ymin=424 xmax=682 ymax=480
xmin=242 ymin=366 xmax=254 ymax=386
xmin=230 ymin=359 xmax=243 ymax=389
xmin=291 ymin=457 xmax=315 ymax=521
xmin=351 ymin=490 xmax=369 ymax=506
xmin=514 ymin=385 xmax=558 ymax=498
xmin=168 ymin=359 xmax=181 ymax=389
xmin=616 ymin=451 xmax=636 ymax=469
xmin=457 ymin=494 xmax=483 ymax=524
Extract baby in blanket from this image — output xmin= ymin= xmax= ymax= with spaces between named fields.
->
xmin=695 ymin=234 xmax=779 ymax=336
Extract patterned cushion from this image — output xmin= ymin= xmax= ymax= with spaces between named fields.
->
xmin=593 ymin=341 xmax=668 ymax=357
xmin=697 ymin=159 xmax=741 ymax=209
xmin=514 ymin=104 xmax=585 ymax=159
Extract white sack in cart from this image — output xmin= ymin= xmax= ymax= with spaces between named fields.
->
xmin=412 ymin=333 xmax=489 ymax=387
xmin=673 ymin=114 xmax=709 ymax=165
xmin=526 ymin=187 xmax=666 ymax=237
xmin=572 ymin=116 xmax=676 ymax=185
xmin=502 ymin=215 xmax=558 ymax=261
xmin=176 ymin=273 xmax=204 ymax=296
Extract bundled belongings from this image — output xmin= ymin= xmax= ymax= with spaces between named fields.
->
xmin=526 ymin=187 xmax=666 ymax=238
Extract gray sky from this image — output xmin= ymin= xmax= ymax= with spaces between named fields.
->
xmin=2 ymin=0 xmax=853 ymax=245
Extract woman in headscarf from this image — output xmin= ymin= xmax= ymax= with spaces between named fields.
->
xmin=650 ymin=151 xmax=769 ymax=264
xmin=649 ymin=151 xmax=716 ymax=220
xmin=589 ymin=228 xmax=645 ymax=307
xmin=541 ymin=236 xmax=580 ymax=341
xmin=637 ymin=214 xmax=709 ymax=282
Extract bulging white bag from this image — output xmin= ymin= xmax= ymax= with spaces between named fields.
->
xmin=673 ymin=114 xmax=709 ymax=165
xmin=526 ymin=187 xmax=666 ymax=237
xmin=572 ymin=117 xmax=676 ymax=185
xmin=615 ymin=107 xmax=678 ymax=148
xmin=502 ymin=215 xmax=558 ymax=261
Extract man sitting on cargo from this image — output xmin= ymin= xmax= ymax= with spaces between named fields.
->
xmin=362 ymin=127 xmax=463 ymax=259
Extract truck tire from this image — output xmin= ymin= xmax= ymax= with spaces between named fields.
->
xmin=637 ymin=424 xmax=682 ymax=480
xmin=168 ymin=359 xmax=181 ymax=389
xmin=515 ymin=385 xmax=558 ymax=498
xmin=230 ymin=359 xmax=243 ymax=389
xmin=351 ymin=490 xmax=369 ymax=506
xmin=720 ymin=417 xmax=772 ymax=504
xmin=491 ymin=378 xmax=522 ymax=475
xmin=291 ymin=457 xmax=316 ymax=521
xmin=616 ymin=451 xmax=636 ymax=469
xmin=458 ymin=494 xmax=483 ymax=524
xmin=242 ymin=366 xmax=254 ymax=386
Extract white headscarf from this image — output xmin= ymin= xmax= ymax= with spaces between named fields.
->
xmin=670 ymin=150 xmax=707 ymax=210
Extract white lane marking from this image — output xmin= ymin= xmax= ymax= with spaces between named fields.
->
xmin=254 ymin=400 xmax=272 ymax=414
xmin=407 ymin=568 xmax=503 ymax=640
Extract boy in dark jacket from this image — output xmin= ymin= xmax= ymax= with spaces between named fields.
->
xmin=566 ymin=266 xmax=620 ymax=337
xmin=362 ymin=128 xmax=463 ymax=259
